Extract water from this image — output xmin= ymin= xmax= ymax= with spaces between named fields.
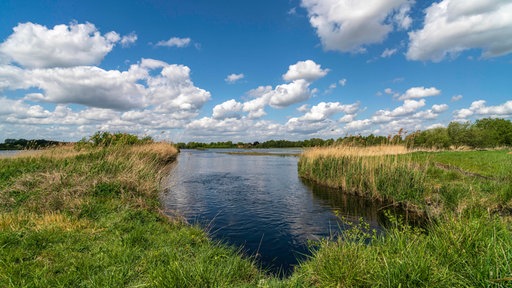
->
xmin=163 ymin=149 xmax=386 ymax=276
xmin=0 ymin=150 xmax=21 ymax=158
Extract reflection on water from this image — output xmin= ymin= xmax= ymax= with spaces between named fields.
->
xmin=163 ymin=149 xmax=386 ymax=276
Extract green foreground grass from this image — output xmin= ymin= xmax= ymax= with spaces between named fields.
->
xmin=2 ymin=143 xmax=512 ymax=287
xmin=0 ymin=144 xmax=262 ymax=287
xmin=295 ymin=146 xmax=512 ymax=287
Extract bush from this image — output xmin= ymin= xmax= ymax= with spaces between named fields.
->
xmin=76 ymin=131 xmax=153 ymax=149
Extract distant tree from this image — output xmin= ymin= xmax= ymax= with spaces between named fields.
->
xmin=447 ymin=121 xmax=471 ymax=147
xmin=473 ymin=118 xmax=512 ymax=147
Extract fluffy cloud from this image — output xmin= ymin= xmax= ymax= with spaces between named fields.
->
xmin=282 ymin=60 xmax=329 ymax=82
xmin=285 ymin=101 xmax=359 ymax=134
xmin=241 ymin=60 xmax=327 ymax=118
xmin=397 ymin=86 xmax=441 ymax=100
xmin=0 ymin=97 xmax=30 ymax=116
xmin=186 ymin=117 xmax=284 ymax=141
xmin=381 ymin=48 xmax=398 ymax=58
xmin=413 ymin=104 xmax=448 ymax=120
xmin=0 ymin=22 xmax=122 ymax=68
xmin=453 ymin=100 xmax=512 ymax=120
xmin=213 ymin=99 xmax=243 ymax=119
xmin=225 ymin=73 xmax=245 ymax=84
xmin=294 ymin=101 xmax=360 ymax=122
xmin=0 ymin=21 xmax=214 ymax=142
xmin=451 ymin=94 xmax=463 ymax=102
xmin=268 ymin=79 xmax=311 ymax=108
xmin=372 ymin=99 xmax=426 ymax=123
xmin=0 ymin=59 xmax=210 ymax=112
xmin=407 ymin=0 xmax=512 ymax=61
xmin=156 ymin=37 xmax=191 ymax=48
xmin=301 ymin=0 xmax=414 ymax=52
xmin=242 ymin=86 xmax=273 ymax=118
xmin=344 ymin=119 xmax=372 ymax=131
xmin=120 ymin=32 xmax=138 ymax=47
xmin=26 ymin=66 xmax=145 ymax=110
xmin=242 ymin=80 xmax=312 ymax=113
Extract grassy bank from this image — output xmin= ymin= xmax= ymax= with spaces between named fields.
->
xmin=293 ymin=145 xmax=512 ymax=287
xmin=298 ymin=146 xmax=512 ymax=217
xmin=287 ymin=213 xmax=512 ymax=287
xmin=0 ymin=143 xmax=262 ymax=287
xmin=3 ymin=141 xmax=512 ymax=287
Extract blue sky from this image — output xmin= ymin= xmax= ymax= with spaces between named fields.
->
xmin=0 ymin=0 xmax=511 ymax=143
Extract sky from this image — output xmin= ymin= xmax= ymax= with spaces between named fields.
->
xmin=0 ymin=0 xmax=511 ymax=143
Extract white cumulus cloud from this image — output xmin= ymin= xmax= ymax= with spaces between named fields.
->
xmin=0 ymin=59 xmax=211 ymax=113
xmin=398 ymin=86 xmax=441 ymax=100
xmin=0 ymin=22 xmax=121 ymax=68
xmin=453 ymin=100 xmax=512 ymax=120
xmin=407 ymin=0 xmax=512 ymax=61
xmin=268 ymin=79 xmax=311 ymax=108
xmin=301 ymin=0 xmax=414 ymax=52
xmin=451 ymin=94 xmax=463 ymax=102
xmin=156 ymin=37 xmax=191 ymax=48
xmin=291 ymin=101 xmax=360 ymax=122
xmin=213 ymin=99 xmax=244 ymax=119
xmin=120 ymin=32 xmax=138 ymax=47
xmin=282 ymin=60 xmax=329 ymax=82
xmin=225 ymin=73 xmax=245 ymax=84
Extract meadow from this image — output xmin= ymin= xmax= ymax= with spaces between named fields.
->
xmin=2 ymin=133 xmax=512 ymax=287
xmin=294 ymin=145 xmax=512 ymax=287
xmin=0 ymin=139 xmax=264 ymax=287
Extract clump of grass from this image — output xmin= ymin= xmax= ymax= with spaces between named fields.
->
xmin=0 ymin=140 xmax=264 ymax=287
xmin=289 ymin=213 xmax=512 ymax=287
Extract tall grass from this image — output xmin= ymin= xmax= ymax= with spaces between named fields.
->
xmin=299 ymin=145 xmax=431 ymax=215
xmin=0 ymin=143 xmax=264 ymax=287
xmin=289 ymin=213 xmax=512 ymax=287
xmin=299 ymin=145 xmax=512 ymax=217
xmin=292 ymin=145 xmax=512 ymax=286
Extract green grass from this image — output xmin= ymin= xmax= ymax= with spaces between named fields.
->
xmin=0 ymin=144 xmax=263 ymax=287
xmin=288 ymin=213 xmax=512 ymax=287
xmin=2 ymin=143 xmax=512 ymax=287
xmin=293 ymin=146 xmax=512 ymax=287
xmin=299 ymin=147 xmax=512 ymax=217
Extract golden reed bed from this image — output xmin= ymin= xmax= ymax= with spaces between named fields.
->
xmin=302 ymin=145 xmax=409 ymax=158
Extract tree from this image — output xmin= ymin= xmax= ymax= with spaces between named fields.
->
xmin=447 ymin=121 xmax=470 ymax=147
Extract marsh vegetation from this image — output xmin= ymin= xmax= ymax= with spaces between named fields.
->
xmin=2 ymin=130 xmax=512 ymax=287
xmin=0 ymin=134 xmax=263 ymax=287
xmin=295 ymin=145 xmax=512 ymax=287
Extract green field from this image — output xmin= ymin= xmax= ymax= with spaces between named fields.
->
xmin=295 ymin=146 xmax=512 ymax=287
xmin=2 ymin=141 xmax=512 ymax=287
xmin=0 ymin=144 xmax=264 ymax=287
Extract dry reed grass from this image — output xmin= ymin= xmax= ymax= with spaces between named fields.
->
xmin=302 ymin=145 xmax=409 ymax=158
xmin=1 ymin=142 xmax=179 ymax=214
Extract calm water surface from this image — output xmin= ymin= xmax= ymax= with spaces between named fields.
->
xmin=0 ymin=150 xmax=21 ymax=158
xmin=163 ymin=149 xmax=386 ymax=275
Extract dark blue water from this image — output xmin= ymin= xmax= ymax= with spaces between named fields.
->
xmin=163 ymin=149 xmax=386 ymax=276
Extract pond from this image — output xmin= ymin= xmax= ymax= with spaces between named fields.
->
xmin=163 ymin=149 xmax=388 ymax=276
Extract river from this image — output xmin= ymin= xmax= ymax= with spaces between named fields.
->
xmin=163 ymin=149 xmax=386 ymax=276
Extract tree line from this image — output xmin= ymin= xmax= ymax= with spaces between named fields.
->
xmin=405 ymin=118 xmax=512 ymax=149
xmin=2 ymin=118 xmax=510 ymax=150
xmin=177 ymin=118 xmax=512 ymax=150
xmin=0 ymin=138 xmax=65 ymax=150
